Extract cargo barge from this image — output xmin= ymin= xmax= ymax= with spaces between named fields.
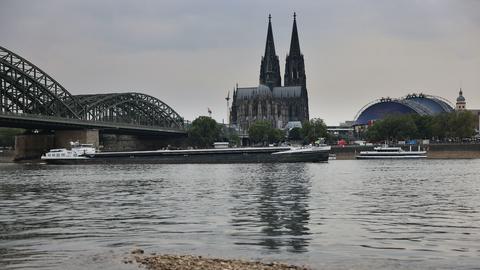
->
xmin=41 ymin=143 xmax=331 ymax=164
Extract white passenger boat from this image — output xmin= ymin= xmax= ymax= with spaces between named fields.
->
xmin=41 ymin=142 xmax=96 ymax=162
xmin=356 ymin=145 xmax=427 ymax=159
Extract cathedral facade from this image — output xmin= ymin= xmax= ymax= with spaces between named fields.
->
xmin=230 ymin=14 xmax=309 ymax=132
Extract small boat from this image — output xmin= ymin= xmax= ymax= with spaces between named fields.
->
xmin=356 ymin=144 xmax=427 ymax=159
xmin=41 ymin=143 xmax=331 ymax=164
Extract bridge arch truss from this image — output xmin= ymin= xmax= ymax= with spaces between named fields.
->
xmin=0 ymin=46 xmax=84 ymax=118
xmin=1 ymin=46 xmax=184 ymax=129
xmin=75 ymin=93 xmax=184 ymax=128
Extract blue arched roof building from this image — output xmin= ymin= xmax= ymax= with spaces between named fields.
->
xmin=354 ymin=94 xmax=454 ymax=126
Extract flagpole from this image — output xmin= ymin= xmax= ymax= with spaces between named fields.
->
xmin=226 ymin=90 xmax=231 ymax=126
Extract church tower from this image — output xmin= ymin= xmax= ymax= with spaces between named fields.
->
xmin=284 ymin=13 xmax=306 ymax=89
xmin=456 ymin=88 xmax=466 ymax=111
xmin=259 ymin=15 xmax=281 ymax=89
xmin=284 ymin=13 xmax=309 ymax=120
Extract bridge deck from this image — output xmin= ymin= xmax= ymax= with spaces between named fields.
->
xmin=0 ymin=112 xmax=186 ymax=135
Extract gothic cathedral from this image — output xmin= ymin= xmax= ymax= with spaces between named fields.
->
xmin=230 ymin=14 xmax=309 ymax=131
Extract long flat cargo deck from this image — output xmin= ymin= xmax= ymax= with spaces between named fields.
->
xmin=43 ymin=146 xmax=331 ymax=164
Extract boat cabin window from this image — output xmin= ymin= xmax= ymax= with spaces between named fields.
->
xmin=378 ymin=149 xmax=400 ymax=152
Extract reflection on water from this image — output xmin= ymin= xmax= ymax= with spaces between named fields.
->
xmin=1 ymin=160 xmax=480 ymax=269
xmin=229 ymin=164 xmax=311 ymax=252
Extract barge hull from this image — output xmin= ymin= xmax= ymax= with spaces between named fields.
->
xmin=44 ymin=148 xmax=330 ymax=164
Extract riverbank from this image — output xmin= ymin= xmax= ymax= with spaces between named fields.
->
xmin=2 ymin=144 xmax=480 ymax=163
xmin=331 ymin=143 xmax=480 ymax=159
xmin=127 ymin=250 xmax=310 ymax=270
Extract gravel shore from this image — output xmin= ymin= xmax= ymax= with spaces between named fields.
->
xmin=128 ymin=249 xmax=310 ymax=270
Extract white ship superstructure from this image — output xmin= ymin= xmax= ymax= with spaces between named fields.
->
xmin=356 ymin=145 xmax=427 ymax=159
xmin=41 ymin=142 xmax=95 ymax=161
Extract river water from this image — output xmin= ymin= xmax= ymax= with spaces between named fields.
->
xmin=1 ymin=160 xmax=480 ymax=269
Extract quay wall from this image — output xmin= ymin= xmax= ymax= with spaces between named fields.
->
xmin=427 ymin=143 xmax=480 ymax=159
xmin=331 ymin=143 xmax=480 ymax=159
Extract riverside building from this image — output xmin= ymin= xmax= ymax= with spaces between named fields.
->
xmin=455 ymin=89 xmax=480 ymax=133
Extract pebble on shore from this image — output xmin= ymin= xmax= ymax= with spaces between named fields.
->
xmin=129 ymin=249 xmax=310 ymax=270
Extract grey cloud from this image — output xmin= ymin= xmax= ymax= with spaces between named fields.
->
xmin=0 ymin=0 xmax=479 ymax=125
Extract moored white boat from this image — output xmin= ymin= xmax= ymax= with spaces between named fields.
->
xmin=41 ymin=142 xmax=96 ymax=162
xmin=356 ymin=145 xmax=427 ymax=159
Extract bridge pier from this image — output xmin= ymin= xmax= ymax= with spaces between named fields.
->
xmin=14 ymin=134 xmax=54 ymax=161
xmin=14 ymin=130 xmax=186 ymax=160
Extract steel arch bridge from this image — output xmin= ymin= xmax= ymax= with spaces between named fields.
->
xmin=0 ymin=46 xmax=184 ymax=130
xmin=75 ymin=93 xmax=184 ymax=128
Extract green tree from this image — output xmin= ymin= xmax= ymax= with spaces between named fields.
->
xmin=227 ymin=133 xmax=240 ymax=146
xmin=187 ymin=116 xmax=222 ymax=148
xmin=365 ymin=114 xmax=417 ymax=141
xmin=364 ymin=111 xmax=477 ymax=143
xmin=365 ymin=123 xmax=382 ymax=142
xmin=271 ymin=128 xmax=285 ymax=143
xmin=431 ymin=113 xmax=449 ymax=139
xmin=301 ymin=118 xmax=327 ymax=143
xmin=450 ymin=111 xmax=476 ymax=139
xmin=394 ymin=115 xmax=417 ymax=140
xmin=248 ymin=120 xmax=284 ymax=145
xmin=288 ymin=127 xmax=303 ymax=141
xmin=430 ymin=112 xmax=476 ymax=140
xmin=412 ymin=114 xmax=433 ymax=139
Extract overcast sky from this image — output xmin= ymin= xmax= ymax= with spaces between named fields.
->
xmin=1 ymin=0 xmax=479 ymax=125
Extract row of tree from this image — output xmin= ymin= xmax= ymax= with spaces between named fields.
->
xmin=364 ymin=111 xmax=477 ymax=142
xmin=248 ymin=118 xmax=329 ymax=145
xmin=187 ymin=116 xmax=329 ymax=148
xmin=187 ymin=116 xmax=240 ymax=147
xmin=285 ymin=118 xmax=328 ymax=144
xmin=188 ymin=111 xmax=477 ymax=147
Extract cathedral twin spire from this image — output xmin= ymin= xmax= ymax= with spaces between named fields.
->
xmin=288 ymin=13 xmax=301 ymax=56
xmin=259 ymin=14 xmax=281 ymax=89
xmin=259 ymin=13 xmax=306 ymax=90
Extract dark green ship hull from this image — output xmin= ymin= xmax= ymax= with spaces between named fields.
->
xmin=43 ymin=147 xmax=330 ymax=164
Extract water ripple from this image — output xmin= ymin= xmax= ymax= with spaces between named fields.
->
xmin=1 ymin=160 xmax=480 ymax=269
